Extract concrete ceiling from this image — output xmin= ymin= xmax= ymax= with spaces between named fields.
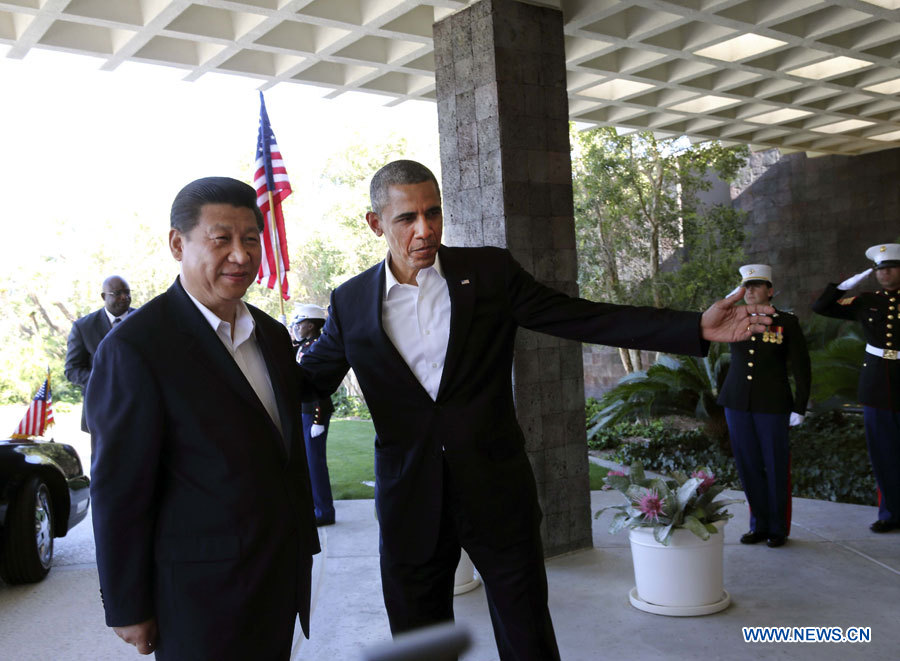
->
xmin=3 ymin=0 xmax=900 ymax=156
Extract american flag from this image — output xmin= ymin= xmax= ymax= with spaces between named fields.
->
xmin=253 ymin=91 xmax=292 ymax=300
xmin=11 ymin=375 xmax=55 ymax=439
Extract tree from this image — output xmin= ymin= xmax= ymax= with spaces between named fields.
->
xmin=572 ymin=126 xmax=749 ymax=372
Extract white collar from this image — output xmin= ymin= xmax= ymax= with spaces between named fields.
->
xmin=384 ymin=251 xmax=445 ymax=299
xmin=181 ymin=280 xmax=255 ymax=347
xmin=104 ymin=308 xmax=129 ymax=326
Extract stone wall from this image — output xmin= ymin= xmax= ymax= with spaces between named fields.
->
xmin=732 ymin=147 xmax=900 ymax=317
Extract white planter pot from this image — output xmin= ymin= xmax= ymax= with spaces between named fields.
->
xmin=627 ymin=520 xmax=730 ymax=616
xmin=453 ymin=549 xmax=481 ymax=596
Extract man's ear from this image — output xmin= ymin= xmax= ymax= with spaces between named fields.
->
xmin=169 ymin=228 xmax=184 ymax=261
xmin=365 ymin=211 xmax=384 ymax=237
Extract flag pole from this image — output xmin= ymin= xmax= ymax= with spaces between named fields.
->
xmin=267 ymin=189 xmax=286 ymax=321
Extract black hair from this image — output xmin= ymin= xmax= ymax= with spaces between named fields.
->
xmin=369 ymin=160 xmax=440 ymax=216
xmin=170 ymin=176 xmax=264 ymax=233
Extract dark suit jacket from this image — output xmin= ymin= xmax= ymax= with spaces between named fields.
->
xmin=87 ymin=278 xmax=319 ymax=660
xmin=717 ymin=308 xmax=811 ymax=415
xmin=301 ymin=246 xmax=706 ymax=563
xmin=813 ymin=283 xmax=900 ymax=410
xmin=65 ymin=306 xmax=134 ymax=432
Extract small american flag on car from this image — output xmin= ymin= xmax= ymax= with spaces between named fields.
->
xmin=11 ymin=372 xmax=55 ymax=439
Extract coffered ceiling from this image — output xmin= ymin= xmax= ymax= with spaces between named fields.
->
xmin=3 ymin=0 xmax=900 ymax=155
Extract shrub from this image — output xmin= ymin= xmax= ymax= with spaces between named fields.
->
xmin=597 ymin=413 xmax=877 ymax=506
xmin=331 ymin=386 xmax=371 ymax=419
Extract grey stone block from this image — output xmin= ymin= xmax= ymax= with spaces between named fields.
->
xmin=460 ymin=157 xmax=480 ymax=190
xmin=456 ymin=120 xmax=478 ymax=159
xmin=477 ymin=117 xmax=501 ymax=153
xmin=480 ymin=148 xmax=503 ymax=186
xmin=474 ymin=82 xmax=499 ymax=121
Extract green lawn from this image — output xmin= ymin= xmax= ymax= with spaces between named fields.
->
xmin=589 ymin=462 xmax=609 ymax=490
xmin=327 ymin=419 xmax=377 ymax=500
xmin=327 ymin=419 xmax=611 ymax=498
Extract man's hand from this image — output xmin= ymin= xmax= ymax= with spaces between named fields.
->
xmin=310 ymin=424 xmax=325 ymax=438
xmin=701 ymin=287 xmax=774 ymax=343
xmin=113 ymin=618 xmax=158 ymax=655
xmin=837 ymin=268 xmax=872 ymax=291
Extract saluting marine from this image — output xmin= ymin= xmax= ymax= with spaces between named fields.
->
xmin=718 ymin=264 xmax=811 ymax=548
xmin=812 ymin=243 xmax=900 ymax=533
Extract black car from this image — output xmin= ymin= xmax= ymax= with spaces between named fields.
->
xmin=0 ymin=438 xmax=90 ymax=584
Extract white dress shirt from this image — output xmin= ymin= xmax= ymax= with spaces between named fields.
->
xmin=382 ymin=254 xmax=452 ymax=401
xmin=105 ymin=308 xmax=130 ymax=327
xmin=183 ymin=284 xmax=284 ymax=437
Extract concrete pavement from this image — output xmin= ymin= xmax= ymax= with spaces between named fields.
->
xmin=4 ymin=486 xmax=898 ymax=660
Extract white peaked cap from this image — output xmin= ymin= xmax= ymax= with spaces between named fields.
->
xmin=865 ymin=243 xmax=900 ymax=268
xmin=292 ymin=304 xmax=327 ymax=322
xmin=739 ymin=264 xmax=773 ymax=285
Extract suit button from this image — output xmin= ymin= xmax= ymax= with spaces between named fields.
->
xmin=747 ymin=375 xmax=753 ymax=380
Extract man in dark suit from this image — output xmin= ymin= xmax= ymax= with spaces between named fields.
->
xmin=718 ymin=264 xmax=811 ymax=548
xmin=87 ymin=177 xmax=320 ymax=659
xmin=64 ymin=274 xmax=134 ymax=434
xmin=300 ymin=160 xmax=774 ymax=660
xmin=813 ymin=242 xmax=900 ymax=533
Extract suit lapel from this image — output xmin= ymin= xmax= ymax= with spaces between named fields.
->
xmin=166 ymin=279 xmax=287 ymax=457
xmin=436 ymin=247 xmax=475 ymax=401
xmin=93 ymin=308 xmax=112 ymax=340
xmin=251 ymin=312 xmax=294 ymax=457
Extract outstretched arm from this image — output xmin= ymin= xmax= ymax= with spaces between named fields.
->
xmin=700 ymin=287 xmax=774 ymax=343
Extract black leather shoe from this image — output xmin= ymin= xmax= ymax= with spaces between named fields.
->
xmin=870 ymin=520 xmax=900 ymax=533
xmin=316 ymin=516 xmax=335 ymax=527
xmin=740 ymin=531 xmax=767 ymax=544
xmin=766 ymin=535 xmax=786 ymax=548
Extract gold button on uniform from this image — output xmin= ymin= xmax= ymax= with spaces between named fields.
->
xmin=751 ymin=337 xmax=757 ymax=342
xmin=748 ymin=362 xmax=754 ymax=367
xmin=747 ymin=375 xmax=753 ymax=380
xmin=749 ymin=349 xmax=755 ymax=355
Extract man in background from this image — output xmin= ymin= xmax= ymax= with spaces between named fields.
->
xmin=64 ymin=275 xmax=134 ymax=436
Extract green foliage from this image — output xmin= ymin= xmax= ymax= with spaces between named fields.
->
xmin=596 ymin=461 xmax=741 ymax=545
xmin=789 ymin=411 xmax=875 ymax=505
xmin=589 ymin=463 xmax=610 ymax=490
xmin=611 ymin=430 xmax=741 ymax=488
xmin=587 ymin=345 xmax=729 ymax=439
xmin=805 ymin=318 xmax=864 ymax=410
xmin=332 ymin=386 xmax=371 ymax=420
xmin=571 ymin=125 xmax=748 ymax=314
xmin=597 ymin=414 xmax=877 ymax=506
xmin=587 ymin=418 xmax=666 ymax=451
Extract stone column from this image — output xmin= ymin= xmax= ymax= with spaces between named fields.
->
xmin=434 ymin=0 xmax=591 ymax=556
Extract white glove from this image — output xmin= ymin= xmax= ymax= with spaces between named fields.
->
xmin=837 ymin=268 xmax=872 ymax=291
xmin=726 ymin=285 xmax=742 ymax=298
xmin=789 ymin=412 xmax=805 ymax=427
xmin=310 ymin=424 xmax=325 ymax=438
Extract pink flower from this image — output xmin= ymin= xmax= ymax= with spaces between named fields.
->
xmin=607 ymin=470 xmax=625 ymax=477
xmin=691 ymin=470 xmax=716 ymax=494
xmin=602 ymin=469 xmax=626 ymax=490
xmin=637 ymin=489 xmax=663 ymax=522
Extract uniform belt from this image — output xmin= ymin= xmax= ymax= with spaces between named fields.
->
xmin=866 ymin=344 xmax=898 ymax=360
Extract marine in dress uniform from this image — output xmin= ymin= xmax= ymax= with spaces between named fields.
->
xmin=812 ymin=243 xmax=900 ymax=533
xmin=294 ymin=304 xmax=337 ymax=526
xmin=718 ymin=265 xmax=811 ymax=548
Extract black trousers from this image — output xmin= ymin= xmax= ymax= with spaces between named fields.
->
xmin=379 ymin=460 xmax=560 ymax=661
